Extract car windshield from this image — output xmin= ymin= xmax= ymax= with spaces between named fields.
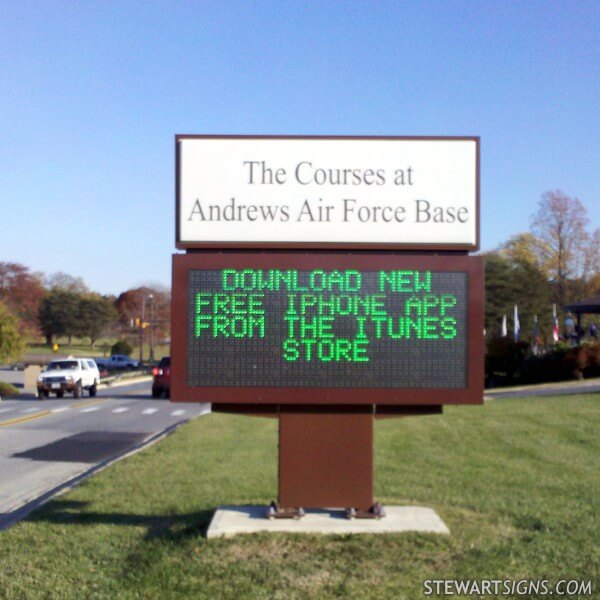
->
xmin=47 ymin=361 xmax=78 ymax=370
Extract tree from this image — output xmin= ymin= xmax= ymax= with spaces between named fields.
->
xmin=0 ymin=262 xmax=45 ymax=338
xmin=74 ymin=295 xmax=118 ymax=347
xmin=499 ymin=233 xmax=540 ymax=267
xmin=38 ymin=290 xmax=81 ymax=345
xmin=484 ymin=252 xmax=553 ymax=342
xmin=0 ymin=300 xmax=25 ymax=363
xmin=115 ymin=286 xmax=171 ymax=341
xmin=45 ymin=272 xmax=88 ymax=294
xmin=530 ymin=190 xmax=590 ymax=305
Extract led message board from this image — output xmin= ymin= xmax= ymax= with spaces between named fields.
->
xmin=171 ymin=253 xmax=484 ymax=405
xmin=176 ymin=136 xmax=479 ymax=251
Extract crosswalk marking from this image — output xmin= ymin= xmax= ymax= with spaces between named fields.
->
xmin=80 ymin=406 xmax=99 ymax=413
xmin=51 ymin=407 xmax=69 ymax=413
xmin=112 ymin=407 xmax=129 ymax=413
xmin=0 ymin=408 xmax=14 ymax=414
xmin=22 ymin=408 xmax=41 ymax=413
xmin=171 ymin=410 xmax=186 ymax=416
xmin=142 ymin=408 xmax=158 ymax=415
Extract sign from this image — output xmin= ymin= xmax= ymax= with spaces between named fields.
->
xmin=171 ymin=253 xmax=484 ymax=405
xmin=176 ymin=136 xmax=479 ymax=250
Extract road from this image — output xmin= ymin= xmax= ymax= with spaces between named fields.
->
xmin=0 ymin=380 xmax=209 ymax=529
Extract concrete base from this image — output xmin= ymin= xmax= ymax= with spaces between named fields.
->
xmin=207 ymin=505 xmax=450 ymax=538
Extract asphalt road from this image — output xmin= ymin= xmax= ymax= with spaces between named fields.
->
xmin=0 ymin=380 xmax=209 ymax=529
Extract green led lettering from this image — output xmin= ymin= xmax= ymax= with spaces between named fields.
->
xmin=317 ymin=340 xmax=334 ymax=361
xmin=378 ymin=271 xmax=395 ymax=291
xmin=222 ymin=270 xmax=237 ymax=290
xmin=346 ymin=270 xmax=361 ymax=292
xmin=301 ymin=339 xmax=317 ymax=360
xmin=195 ymin=314 xmax=211 ymax=336
xmin=248 ymin=294 xmax=264 ymax=315
xmin=196 ymin=293 xmax=211 ymax=313
xmin=284 ymin=314 xmax=299 ymax=337
xmin=405 ymin=296 xmax=423 ymax=317
xmin=356 ymin=316 xmax=368 ymax=339
xmin=213 ymin=294 xmax=230 ymax=314
xmin=440 ymin=294 xmax=457 ymax=315
xmin=283 ymin=339 xmax=300 ymax=361
xmin=370 ymin=294 xmax=386 ymax=316
xmin=396 ymin=271 xmax=414 ymax=292
xmin=299 ymin=294 xmax=318 ymax=313
xmin=372 ymin=315 xmax=388 ymax=338
xmin=353 ymin=339 xmax=369 ymax=361
xmin=309 ymin=270 xmax=326 ymax=291
xmin=422 ymin=317 xmax=440 ymax=339
xmin=213 ymin=315 xmax=230 ymax=337
xmin=335 ymin=339 xmax=352 ymax=361
xmin=386 ymin=317 xmax=404 ymax=339
xmin=415 ymin=271 xmax=431 ymax=292
xmin=441 ymin=317 xmax=457 ymax=339
xmin=300 ymin=316 xmax=319 ymax=338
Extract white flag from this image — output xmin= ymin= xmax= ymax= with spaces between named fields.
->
xmin=514 ymin=304 xmax=520 ymax=341
xmin=501 ymin=314 xmax=507 ymax=337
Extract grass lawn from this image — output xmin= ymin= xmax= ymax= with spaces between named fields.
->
xmin=0 ymin=396 xmax=598 ymax=599
xmin=26 ymin=342 xmax=170 ymax=361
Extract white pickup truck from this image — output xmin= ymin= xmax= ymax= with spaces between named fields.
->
xmin=37 ymin=358 xmax=100 ymax=399
xmin=94 ymin=354 xmax=141 ymax=370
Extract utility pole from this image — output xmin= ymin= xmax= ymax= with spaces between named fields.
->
xmin=139 ymin=296 xmax=146 ymax=363
xmin=148 ymin=294 xmax=154 ymax=363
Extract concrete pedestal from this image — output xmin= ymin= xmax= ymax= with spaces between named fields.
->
xmin=207 ymin=505 xmax=450 ymax=538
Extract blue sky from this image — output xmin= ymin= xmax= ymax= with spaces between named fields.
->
xmin=1 ymin=1 xmax=598 ymax=295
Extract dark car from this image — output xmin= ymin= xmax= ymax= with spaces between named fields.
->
xmin=152 ymin=356 xmax=171 ymax=398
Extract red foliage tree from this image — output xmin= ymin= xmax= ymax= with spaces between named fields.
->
xmin=115 ymin=286 xmax=171 ymax=342
xmin=0 ymin=262 xmax=45 ymax=338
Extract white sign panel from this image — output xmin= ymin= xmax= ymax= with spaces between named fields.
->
xmin=176 ymin=136 xmax=479 ymax=249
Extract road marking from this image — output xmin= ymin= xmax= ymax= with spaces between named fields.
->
xmin=51 ymin=406 xmax=69 ymax=413
xmin=22 ymin=408 xmax=41 ymax=413
xmin=0 ymin=397 xmax=109 ymax=427
xmin=0 ymin=408 xmax=14 ymax=414
xmin=142 ymin=408 xmax=159 ymax=415
xmin=0 ymin=411 xmax=53 ymax=427
xmin=112 ymin=407 xmax=129 ymax=413
xmin=171 ymin=410 xmax=185 ymax=416
xmin=72 ymin=398 xmax=107 ymax=409
xmin=80 ymin=406 xmax=99 ymax=413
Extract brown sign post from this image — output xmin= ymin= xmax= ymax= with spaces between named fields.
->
xmin=171 ymin=136 xmax=483 ymax=517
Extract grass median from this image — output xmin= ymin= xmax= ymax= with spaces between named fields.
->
xmin=0 ymin=395 xmax=598 ymax=599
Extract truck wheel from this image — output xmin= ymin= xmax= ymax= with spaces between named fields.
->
xmin=56 ymin=390 xmax=64 ymax=398
xmin=37 ymin=389 xmax=46 ymax=400
xmin=74 ymin=382 xmax=82 ymax=399
xmin=89 ymin=382 xmax=97 ymax=397
xmin=152 ymin=386 xmax=161 ymax=399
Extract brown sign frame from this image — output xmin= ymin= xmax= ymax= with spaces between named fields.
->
xmin=171 ymin=252 xmax=484 ymax=405
xmin=175 ymin=135 xmax=480 ymax=252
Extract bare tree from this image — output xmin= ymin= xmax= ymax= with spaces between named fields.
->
xmin=530 ymin=190 xmax=590 ymax=305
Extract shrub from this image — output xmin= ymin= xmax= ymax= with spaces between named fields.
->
xmin=582 ymin=342 xmax=600 ymax=378
xmin=111 ymin=339 xmax=134 ymax=356
xmin=485 ymin=338 xmax=530 ymax=386
xmin=0 ymin=381 xmax=19 ymax=397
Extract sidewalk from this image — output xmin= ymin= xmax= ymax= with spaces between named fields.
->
xmin=485 ymin=376 xmax=600 ymax=398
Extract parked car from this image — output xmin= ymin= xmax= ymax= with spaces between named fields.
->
xmin=95 ymin=354 xmax=140 ymax=370
xmin=37 ymin=358 xmax=100 ymax=399
xmin=152 ymin=356 xmax=171 ymax=398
